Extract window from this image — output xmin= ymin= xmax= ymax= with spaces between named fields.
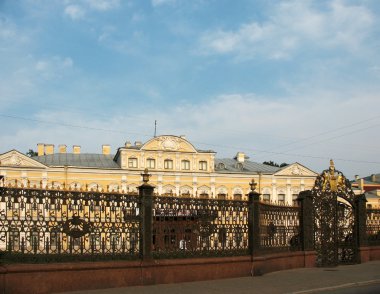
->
xmin=181 ymin=160 xmax=190 ymax=170
xmin=292 ymin=194 xmax=299 ymax=206
xmin=217 ymin=193 xmax=227 ymax=200
xmin=146 ymin=158 xmax=155 ymax=169
xmin=233 ymin=193 xmax=242 ymax=200
xmin=128 ymin=157 xmax=138 ymax=168
xmin=278 ymin=194 xmax=285 ymax=205
xmin=199 ymin=161 xmax=207 ymax=171
xmin=263 ymin=194 xmax=270 ymax=203
xmin=164 ymin=159 xmax=173 ymax=169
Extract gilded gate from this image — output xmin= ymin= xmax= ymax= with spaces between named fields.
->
xmin=311 ymin=160 xmax=358 ymax=266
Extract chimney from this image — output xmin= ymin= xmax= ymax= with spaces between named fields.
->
xmin=371 ymin=174 xmax=377 ymax=182
xmin=235 ymin=152 xmax=245 ymax=163
xmin=135 ymin=141 xmax=142 ymax=147
xmin=45 ymin=144 xmax=54 ymax=155
xmin=37 ymin=143 xmax=45 ymax=156
xmin=58 ymin=145 xmax=67 ymax=154
xmin=102 ymin=145 xmax=111 ymax=155
xmin=355 ymin=175 xmax=359 ymax=181
xmin=359 ymin=178 xmax=364 ymax=191
xmin=125 ymin=141 xmax=131 ymax=148
xmin=73 ymin=145 xmax=81 ymax=154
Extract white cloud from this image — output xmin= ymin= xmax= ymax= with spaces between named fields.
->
xmin=199 ymin=0 xmax=375 ymax=59
xmin=84 ymin=0 xmax=120 ymax=11
xmin=151 ymin=0 xmax=176 ymax=7
xmin=64 ymin=5 xmax=85 ymax=20
xmin=34 ymin=56 xmax=74 ymax=79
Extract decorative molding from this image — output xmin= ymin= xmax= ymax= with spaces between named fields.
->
xmin=274 ymin=163 xmax=318 ymax=177
xmin=0 ymin=150 xmax=46 ymax=168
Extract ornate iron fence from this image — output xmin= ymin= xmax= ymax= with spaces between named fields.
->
xmin=258 ymin=202 xmax=300 ymax=253
xmin=152 ymin=196 xmax=249 ymax=258
xmin=0 ymin=186 xmax=140 ymax=262
xmin=367 ymin=208 xmax=380 ymax=246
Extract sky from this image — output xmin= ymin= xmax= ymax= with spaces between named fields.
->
xmin=0 ymin=0 xmax=380 ymax=180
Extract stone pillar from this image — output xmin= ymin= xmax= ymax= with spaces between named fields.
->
xmin=138 ymin=170 xmax=154 ymax=261
xmin=248 ymin=179 xmax=261 ymax=256
xmin=355 ymin=193 xmax=368 ymax=263
xmin=298 ymin=190 xmax=314 ymax=251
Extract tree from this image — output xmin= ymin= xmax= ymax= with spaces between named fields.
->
xmin=263 ymin=161 xmax=288 ymax=167
xmin=26 ymin=149 xmax=38 ymax=157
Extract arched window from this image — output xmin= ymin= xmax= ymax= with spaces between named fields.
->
xmin=164 ymin=159 xmax=173 ymax=169
xmin=128 ymin=157 xmax=138 ymax=168
xmin=181 ymin=160 xmax=190 ymax=170
xmin=146 ymin=158 xmax=155 ymax=169
xmin=199 ymin=161 xmax=207 ymax=171
xmin=217 ymin=162 xmax=225 ymax=170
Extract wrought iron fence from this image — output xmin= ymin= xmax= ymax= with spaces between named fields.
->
xmin=258 ymin=202 xmax=300 ymax=253
xmin=0 ymin=186 xmax=140 ymax=263
xmin=367 ymin=208 xmax=380 ymax=246
xmin=152 ymin=196 xmax=249 ymax=258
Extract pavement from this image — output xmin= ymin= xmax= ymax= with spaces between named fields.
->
xmin=60 ymin=260 xmax=380 ymax=294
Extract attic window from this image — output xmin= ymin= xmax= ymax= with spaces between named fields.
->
xmin=217 ymin=163 xmax=225 ymax=169
xmin=236 ymin=162 xmax=243 ymax=170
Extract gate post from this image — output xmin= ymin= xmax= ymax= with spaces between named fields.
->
xmin=138 ymin=169 xmax=154 ymax=261
xmin=298 ymin=190 xmax=314 ymax=251
xmin=248 ymin=179 xmax=261 ymax=256
xmin=355 ymin=193 xmax=367 ymax=262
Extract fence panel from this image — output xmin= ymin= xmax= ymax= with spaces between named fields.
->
xmin=153 ymin=196 xmax=249 ymax=258
xmin=258 ymin=202 xmax=300 ymax=253
xmin=367 ymin=208 xmax=380 ymax=246
xmin=0 ymin=186 xmax=140 ymax=262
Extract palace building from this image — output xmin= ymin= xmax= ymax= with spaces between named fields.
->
xmin=0 ymin=135 xmax=318 ymax=205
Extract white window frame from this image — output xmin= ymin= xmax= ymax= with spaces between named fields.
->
xmin=146 ymin=158 xmax=156 ymax=169
xmin=181 ymin=160 xmax=190 ymax=170
xmin=128 ymin=157 xmax=138 ymax=168
xmin=199 ymin=161 xmax=207 ymax=171
xmin=164 ymin=159 xmax=173 ymax=169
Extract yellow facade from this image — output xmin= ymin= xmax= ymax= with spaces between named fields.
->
xmin=0 ymin=135 xmax=318 ymax=205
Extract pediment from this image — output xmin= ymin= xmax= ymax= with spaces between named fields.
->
xmin=274 ymin=162 xmax=318 ymax=177
xmin=141 ymin=135 xmax=197 ymax=153
xmin=0 ymin=150 xmax=47 ymax=169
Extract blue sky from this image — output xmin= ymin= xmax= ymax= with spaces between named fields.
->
xmin=1 ymin=0 xmax=380 ymax=179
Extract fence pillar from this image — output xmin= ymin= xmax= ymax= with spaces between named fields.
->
xmin=248 ymin=179 xmax=261 ymax=256
xmin=298 ymin=190 xmax=314 ymax=251
xmin=355 ymin=194 xmax=367 ymax=263
xmin=138 ymin=169 xmax=154 ymax=261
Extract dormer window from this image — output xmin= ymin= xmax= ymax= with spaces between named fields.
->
xmin=236 ymin=162 xmax=243 ymax=170
xmin=217 ymin=163 xmax=225 ymax=169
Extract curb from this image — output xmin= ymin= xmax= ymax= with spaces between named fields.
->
xmin=289 ymin=279 xmax=380 ymax=293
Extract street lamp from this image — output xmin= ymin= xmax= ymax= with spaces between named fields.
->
xmin=141 ymin=168 xmax=151 ymax=184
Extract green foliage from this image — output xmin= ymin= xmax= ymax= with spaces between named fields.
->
xmin=263 ymin=161 xmax=288 ymax=167
xmin=26 ymin=149 xmax=38 ymax=157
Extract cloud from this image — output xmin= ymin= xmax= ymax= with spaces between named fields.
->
xmin=199 ymin=0 xmax=375 ymax=60
xmin=84 ymin=0 xmax=120 ymax=11
xmin=34 ymin=56 xmax=74 ymax=80
xmin=64 ymin=5 xmax=85 ymax=20
xmin=63 ymin=0 xmax=120 ymax=20
xmin=2 ymin=90 xmax=379 ymax=179
xmin=151 ymin=0 xmax=176 ymax=7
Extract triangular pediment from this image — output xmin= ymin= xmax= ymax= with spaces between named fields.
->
xmin=0 ymin=150 xmax=47 ymax=169
xmin=274 ymin=162 xmax=318 ymax=177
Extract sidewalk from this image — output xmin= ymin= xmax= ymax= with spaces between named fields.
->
xmin=60 ymin=261 xmax=380 ymax=294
